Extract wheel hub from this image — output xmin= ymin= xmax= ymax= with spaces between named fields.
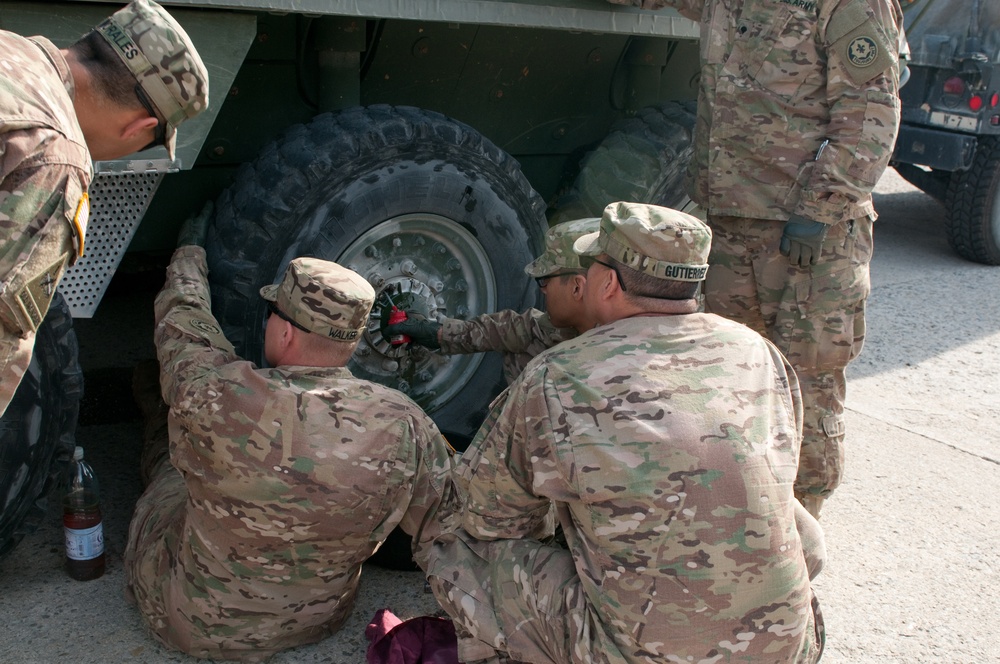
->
xmin=337 ymin=213 xmax=496 ymax=412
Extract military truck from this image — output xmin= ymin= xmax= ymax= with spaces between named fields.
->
xmin=0 ymin=0 xmax=701 ymax=558
xmin=891 ymin=0 xmax=1000 ymax=264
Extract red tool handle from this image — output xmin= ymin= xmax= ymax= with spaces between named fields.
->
xmin=388 ymin=307 xmax=410 ymax=345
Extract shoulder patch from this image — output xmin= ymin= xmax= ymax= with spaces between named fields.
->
xmin=827 ymin=2 xmax=897 ymax=86
xmin=832 ymin=23 xmax=895 ymax=86
xmin=165 ymin=309 xmax=237 ymax=356
xmin=847 ymin=35 xmax=879 ymax=68
xmin=190 ymin=317 xmax=222 ymax=336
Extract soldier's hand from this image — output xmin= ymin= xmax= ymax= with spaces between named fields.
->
xmin=384 ymin=317 xmax=442 ymax=350
xmin=779 ymin=215 xmax=830 ymax=267
xmin=176 ymin=202 xmax=213 ymax=248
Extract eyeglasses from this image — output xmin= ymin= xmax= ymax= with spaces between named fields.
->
xmin=134 ymin=84 xmax=167 ymax=152
xmin=591 ymin=258 xmax=626 ymax=292
xmin=535 ymin=271 xmax=584 ymax=288
xmin=267 ymin=301 xmax=311 ymax=333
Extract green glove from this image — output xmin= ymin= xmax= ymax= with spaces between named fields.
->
xmin=176 ymin=201 xmax=213 ymax=248
xmin=384 ymin=317 xmax=442 ymax=350
xmin=779 ymin=215 xmax=830 ymax=267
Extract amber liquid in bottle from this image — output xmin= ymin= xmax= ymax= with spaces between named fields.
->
xmin=63 ymin=490 xmax=105 ymax=581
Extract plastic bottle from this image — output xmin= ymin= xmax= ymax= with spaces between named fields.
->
xmin=63 ymin=446 xmax=105 ymax=581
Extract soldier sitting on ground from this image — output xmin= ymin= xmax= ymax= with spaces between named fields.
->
xmin=384 ymin=217 xmax=599 ymax=383
xmin=124 ymin=205 xmax=456 ymax=662
xmin=425 ymin=202 xmax=826 ymax=664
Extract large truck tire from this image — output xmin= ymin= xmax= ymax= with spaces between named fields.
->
xmin=945 ymin=137 xmax=1000 ymax=265
xmin=206 ymin=104 xmax=547 ymax=444
xmin=0 ymin=293 xmax=83 ymax=558
xmin=550 ymin=100 xmax=697 ymax=223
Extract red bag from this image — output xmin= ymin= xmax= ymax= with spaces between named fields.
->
xmin=365 ymin=608 xmax=459 ymax=664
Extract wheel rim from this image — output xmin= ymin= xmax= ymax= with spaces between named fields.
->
xmin=337 ymin=213 xmax=496 ymax=413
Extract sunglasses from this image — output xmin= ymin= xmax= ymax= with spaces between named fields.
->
xmin=591 ymin=258 xmax=627 ymax=292
xmin=267 ymin=301 xmax=310 ymax=333
xmin=535 ymin=271 xmax=585 ymax=288
xmin=134 ymin=84 xmax=167 ymax=152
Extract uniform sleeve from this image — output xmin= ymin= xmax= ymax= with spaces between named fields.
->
xmin=153 ymin=245 xmax=239 ymax=410
xmin=0 ymin=130 xmax=90 ymax=333
xmin=766 ymin=340 xmax=825 ymax=576
xmin=461 ymin=367 xmax=563 ymax=540
xmin=796 ymin=0 xmax=903 ymax=223
xmin=0 ymin=169 xmax=84 ymax=269
xmin=794 ymin=500 xmax=827 ymax=580
xmin=440 ymin=308 xmax=574 ymax=355
xmin=395 ymin=412 xmax=461 ymax=570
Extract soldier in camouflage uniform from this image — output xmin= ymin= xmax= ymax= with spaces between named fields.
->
xmin=608 ymin=0 xmax=905 ymax=518
xmin=124 ymin=207 xmax=457 ymax=662
xmin=385 ymin=218 xmax=599 ymax=383
xmin=426 ymin=202 xmax=826 ymax=664
xmin=0 ymin=0 xmax=208 ymax=416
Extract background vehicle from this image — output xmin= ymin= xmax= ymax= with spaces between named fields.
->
xmin=0 ymin=0 xmax=701 ymax=558
xmin=891 ymin=0 xmax=1000 ymax=264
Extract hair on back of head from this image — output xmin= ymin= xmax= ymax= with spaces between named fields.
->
xmin=70 ymin=30 xmax=143 ymax=110
xmin=610 ymin=257 xmax=700 ymax=301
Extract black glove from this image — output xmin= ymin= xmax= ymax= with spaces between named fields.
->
xmin=779 ymin=215 xmax=830 ymax=267
xmin=384 ymin=317 xmax=442 ymax=350
xmin=176 ymin=201 xmax=213 ymax=249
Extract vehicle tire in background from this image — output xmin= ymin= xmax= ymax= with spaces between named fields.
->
xmin=892 ymin=163 xmax=951 ymax=204
xmin=945 ymin=137 xmax=1000 ymax=265
xmin=0 ymin=293 xmax=83 ymax=558
xmin=550 ymin=100 xmax=697 ymax=223
xmin=206 ymin=104 xmax=547 ymax=443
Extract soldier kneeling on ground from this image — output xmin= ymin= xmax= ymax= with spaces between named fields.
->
xmin=425 ymin=202 xmax=827 ymax=664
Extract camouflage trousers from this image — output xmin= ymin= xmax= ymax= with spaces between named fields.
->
xmin=426 ymin=530 xmax=625 ymax=664
xmin=428 ymin=530 xmax=825 ymax=664
xmin=124 ymin=360 xmax=201 ymax=657
xmin=125 ymin=361 xmax=359 ymax=661
xmin=703 ymin=215 xmax=873 ymax=502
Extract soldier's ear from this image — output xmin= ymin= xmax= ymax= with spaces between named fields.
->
xmin=599 ymin=268 xmax=619 ymax=300
xmin=121 ymin=115 xmax=159 ymax=141
xmin=269 ymin=317 xmax=297 ymax=362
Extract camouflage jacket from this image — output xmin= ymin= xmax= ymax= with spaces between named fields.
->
xmin=440 ymin=308 xmax=576 ymax=382
xmin=0 ymin=33 xmax=91 ymax=413
xmin=148 ymin=246 xmax=456 ymax=658
xmin=462 ymin=313 xmax=821 ymax=663
xmin=666 ymin=0 xmax=903 ymax=224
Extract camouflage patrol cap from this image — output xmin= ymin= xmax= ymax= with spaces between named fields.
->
xmin=95 ymin=0 xmax=209 ymax=161
xmin=573 ymin=202 xmax=711 ymax=282
xmin=524 ymin=217 xmax=600 ymax=277
xmin=260 ymin=258 xmax=375 ymax=342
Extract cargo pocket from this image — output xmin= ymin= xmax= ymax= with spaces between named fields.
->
xmin=773 ymin=260 xmax=869 ymax=373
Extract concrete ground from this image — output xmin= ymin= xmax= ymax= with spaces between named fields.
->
xmin=1 ymin=168 xmax=998 ymax=663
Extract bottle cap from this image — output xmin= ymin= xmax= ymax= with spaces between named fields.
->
xmin=73 ymin=446 xmax=84 ymax=461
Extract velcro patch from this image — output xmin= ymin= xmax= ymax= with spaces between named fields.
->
xmin=174 ymin=309 xmax=223 ymax=337
xmin=168 ymin=309 xmax=236 ymax=355
xmin=15 ymin=256 xmax=67 ymax=333
xmin=828 ymin=4 xmax=895 ymax=86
